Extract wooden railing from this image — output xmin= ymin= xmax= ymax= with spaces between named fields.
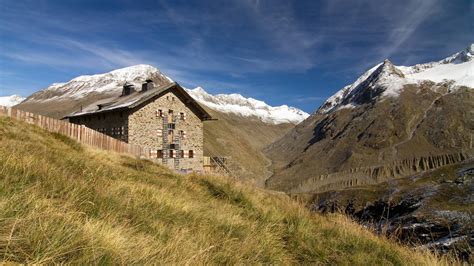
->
xmin=0 ymin=106 xmax=151 ymax=159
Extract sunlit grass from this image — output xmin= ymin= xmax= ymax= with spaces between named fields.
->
xmin=0 ymin=117 xmax=449 ymax=264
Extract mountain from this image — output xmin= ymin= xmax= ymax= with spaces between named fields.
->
xmin=16 ymin=65 xmax=173 ymax=118
xmin=187 ymin=87 xmax=308 ymax=124
xmin=16 ymin=64 xmax=308 ymax=125
xmin=14 ymin=64 xmax=303 ymax=182
xmin=266 ymin=44 xmax=474 ymax=194
xmin=265 ymin=45 xmax=474 ymax=258
xmin=0 ymin=95 xmax=25 ymax=107
xmin=318 ymin=44 xmax=473 ymax=114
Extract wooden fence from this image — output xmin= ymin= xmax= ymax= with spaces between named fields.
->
xmin=0 ymin=106 xmax=151 ymax=159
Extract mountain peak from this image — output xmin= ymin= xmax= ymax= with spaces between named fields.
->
xmin=0 ymin=95 xmax=25 ymax=107
xmin=318 ymin=45 xmax=474 ymax=115
xmin=440 ymin=43 xmax=474 ymax=64
xmin=25 ymin=64 xmax=173 ymax=101
xmin=377 ymin=59 xmax=405 ymax=78
xmin=186 ymin=86 xmax=309 ymax=125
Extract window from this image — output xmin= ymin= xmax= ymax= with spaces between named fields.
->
xmin=156 ymin=109 xmax=163 ymax=117
xmin=180 ymin=130 xmax=186 ymax=139
xmin=189 ymin=150 xmax=194 ymax=158
xmin=169 ymin=150 xmax=175 ymax=158
xmin=180 ymin=150 xmax=184 ymax=158
xmin=168 ymin=109 xmax=174 ymax=123
xmin=157 ymin=150 xmax=163 ymax=159
xmin=180 ymin=112 xmax=186 ymax=120
xmin=172 ymin=96 xmax=175 ymax=101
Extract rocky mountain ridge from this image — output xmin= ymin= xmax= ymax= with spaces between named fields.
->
xmin=266 ymin=44 xmax=474 ymax=194
xmin=318 ymin=44 xmax=473 ymax=114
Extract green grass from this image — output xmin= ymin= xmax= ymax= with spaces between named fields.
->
xmin=0 ymin=116 xmax=447 ymax=264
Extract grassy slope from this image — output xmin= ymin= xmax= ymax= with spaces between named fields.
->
xmin=203 ymin=108 xmax=293 ymax=183
xmin=0 ymin=117 xmax=444 ymax=264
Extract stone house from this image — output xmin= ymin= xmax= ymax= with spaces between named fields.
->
xmin=64 ymin=81 xmax=213 ymax=172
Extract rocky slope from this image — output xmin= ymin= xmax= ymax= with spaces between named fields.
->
xmin=266 ymin=44 xmax=474 ymax=194
xmin=306 ymin=160 xmax=474 ymax=262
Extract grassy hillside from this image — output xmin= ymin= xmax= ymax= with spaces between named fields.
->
xmin=203 ymin=108 xmax=293 ymax=184
xmin=0 ymin=116 xmax=446 ymax=264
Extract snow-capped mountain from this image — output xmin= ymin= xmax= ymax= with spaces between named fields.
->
xmin=25 ymin=64 xmax=173 ymax=102
xmin=0 ymin=95 xmax=25 ymax=107
xmin=186 ymin=87 xmax=309 ymax=124
xmin=18 ymin=64 xmax=308 ymax=124
xmin=318 ymin=44 xmax=474 ymax=114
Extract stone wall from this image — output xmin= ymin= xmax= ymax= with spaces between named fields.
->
xmin=128 ymin=90 xmax=204 ymax=172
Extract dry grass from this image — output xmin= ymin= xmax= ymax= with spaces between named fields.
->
xmin=0 ymin=117 xmax=449 ymax=264
xmin=203 ymin=108 xmax=293 ymax=183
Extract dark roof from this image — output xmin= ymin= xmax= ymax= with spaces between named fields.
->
xmin=64 ymin=82 xmax=212 ymax=121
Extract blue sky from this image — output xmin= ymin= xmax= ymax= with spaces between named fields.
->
xmin=0 ymin=0 xmax=472 ymax=112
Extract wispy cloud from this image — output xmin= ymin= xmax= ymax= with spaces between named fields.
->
xmin=377 ymin=0 xmax=440 ymax=59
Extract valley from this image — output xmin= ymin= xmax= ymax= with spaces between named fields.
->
xmin=2 ymin=44 xmax=473 ymax=263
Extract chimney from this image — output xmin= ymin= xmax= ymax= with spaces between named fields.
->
xmin=141 ymin=79 xmax=154 ymax=92
xmin=122 ymin=82 xmax=135 ymax=96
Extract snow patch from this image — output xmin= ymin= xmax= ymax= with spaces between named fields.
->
xmin=27 ymin=64 xmax=173 ymax=101
xmin=0 ymin=95 xmax=25 ymax=107
xmin=186 ymin=87 xmax=309 ymax=125
xmin=318 ymin=44 xmax=474 ymax=114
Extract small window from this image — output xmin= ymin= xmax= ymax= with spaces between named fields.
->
xmin=180 ymin=130 xmax=186 ymax=139
xmin=157 ymin=150 xmax=163 ymax=159
xmin=169 ymin=150 xmax=175 ymax=158
xmin=166 ymin=96 xmax=170 ymax=101
xmin=189 ymin=150 xmax=194 ymax=158
xmin=172 ymin=97 xmax=175 ymax=101
xmin=180 ymin=112 xmax=186 ymax=120
xmin=156 ymin=109 xmax=163 ymax=117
